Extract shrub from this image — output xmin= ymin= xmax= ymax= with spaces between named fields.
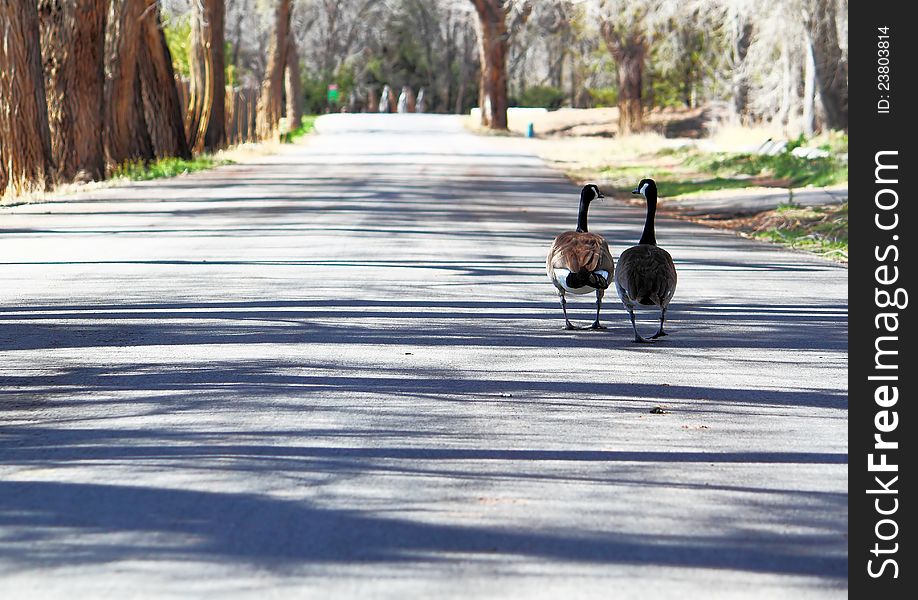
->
xmin=587 ymin=87 xmax=617 ymax=108
xmin=517 ymin=86 xmax=565 ymax=110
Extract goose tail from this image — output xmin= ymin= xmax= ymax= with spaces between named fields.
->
xmin=566 ymin=268 xmax=609 ymax=290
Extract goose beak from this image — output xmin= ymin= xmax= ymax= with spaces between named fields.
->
xmin=631 ymin=188 xmax=641 ymax=195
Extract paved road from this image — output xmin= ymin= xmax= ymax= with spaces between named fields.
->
xmin=1 ymin=114 xmax=847 ymax=598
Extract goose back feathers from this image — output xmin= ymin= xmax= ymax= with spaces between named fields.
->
xmin=614 ymin=178 xmax=678 ymax=341
xmin=615 ymin=244 xmax=676 ymax=306
xmin=547 ymin=231 xmax=614 ymax=293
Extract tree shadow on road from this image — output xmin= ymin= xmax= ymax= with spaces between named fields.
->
xmin=0 ymin=457 xmax=847 ymax=579
xmin=0 ymin=296 xmax=846 ymax=354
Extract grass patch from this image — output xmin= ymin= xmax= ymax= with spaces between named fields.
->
xmin=685 ymin=151 xmax=847 ymax=187
xmin=281 ymin=115 xmax=318 ymax=143
xmin=112 ymin=156 xmax=234 ymax=181
xmin=599 ymin=164 xmax=755 ymax=197
xmin=747 ymin=202 xmax=848 ymax=261
xmin=656 ymin=176 xmax=757 ymax=197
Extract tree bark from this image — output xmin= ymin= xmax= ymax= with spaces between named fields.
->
xmin=285 ymin=34 xmax=303 ymax=129
xmin=189 ymin=0 xmax=226 ymax=153
xmin=730 ymin=15 xmax=753 ymax=123
xmin=38 ymin=0 xmax=107 ymax=183
xmin=804 ymin=0 xmax=847 ymax=131
xmin=600 ymin=20 xmax=647 ymax=135
xmin=802 ymin=40 xmax=817 ymax=136
xmin=775 ymin=40 xmax=793 ymax=127
xmin=257 ymin=0 xmax=291 ymax=139
xmin=0 ymin=0 xmax=55 ymax=196
xmin=470 ymin=0 xmax=509 ymax=130
xmin=138 ymin=1 xmax=192 ymax=160
xmin=105 ymin=0 xmax=154 ymax=166
xmin=203 ymin=0 xmax=226 ymax=150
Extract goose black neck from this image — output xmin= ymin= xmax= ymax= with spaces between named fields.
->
xmin=639 ymin=193 xmax=657 ymax=245
xmin=576 ymin=197 xmax=591 ymax=232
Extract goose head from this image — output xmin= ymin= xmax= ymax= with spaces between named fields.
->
xmin=580 ymin=184 xmax=605 ymax=203
xmin=631 ymin=178 xmax=657 ymax=200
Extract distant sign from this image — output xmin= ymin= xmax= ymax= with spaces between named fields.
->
xmin=327 ymin=84 xmax=339 ymax=104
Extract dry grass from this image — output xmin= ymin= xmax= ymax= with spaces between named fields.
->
xmin=690 ymin=202 xmax=849 ymax=263
xmin=699 ymin=123 xmax=788 ymax=153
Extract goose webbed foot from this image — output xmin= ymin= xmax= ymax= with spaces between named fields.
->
xmin=628 ymin=311 xmax=648 ymax=342
xmin=650 ymin=309 xmax=668 ymax=339
xmin=564 ymin=322 xmax=578 ymax=330
xmin=590 ymin=322 xmax=607 ymax=330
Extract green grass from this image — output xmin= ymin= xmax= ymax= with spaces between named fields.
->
xmin=112 ymin=156 xmax=234 ymax=181
xmin=109 ymin=115 xmax=318 ymax=183
xmin=750 ymin=202 xmax=848 ymax=261
xmin=602 ymin=143 xmax=848 ymax=198
xmin=685 ymin=151 xmax=847 ymax=187
xmin=655 ymin=176 xmax=759 ymax=197
xmin=281 ymin=115 xmax=317 ymax=143
xmin=599 ymin=165 xmax=757 ymax=197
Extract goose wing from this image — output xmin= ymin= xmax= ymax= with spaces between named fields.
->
xmin=616 ymin=245 xmax=677 ymax=306
xmin=547 ymin=232 xmax=615 ymax=273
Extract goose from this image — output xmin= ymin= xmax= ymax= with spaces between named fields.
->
xmin=615 ymin=178 xmax=677 ymax=342
xmin=546 ymin=184 xmax=615 ymax=330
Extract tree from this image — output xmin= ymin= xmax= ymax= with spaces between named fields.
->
xmin=803 ymin=0 xmax=847 ymax=130
xmin=188 ymin=0 xmax=227 ymax=153
xmin=138 ymin=0 xmax=192 ymax=160
xmin=257 ymin=0 xmax=292 ymax=139
xmin=469 ymin=0 xmax=530 ymax=129
xmin=599 ymin=11 xmax=649 ymax=135
xmin=728 ymin=7 xmax=753 ymax=122
xmin=0 ymin=0 xmax=55 ymax=197
xmin=38 ymin=0 xmax=107 ymax=183
xmin=105 ymin=0 xmax=154 ymax=166
xmin=286 ymin=36 xmax=304 ymax=129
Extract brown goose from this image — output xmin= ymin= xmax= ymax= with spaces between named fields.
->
xmin=546 ymin=184 xmax=615 ymax=330
xmin=615 ymin=178 xmax=677 ymax=342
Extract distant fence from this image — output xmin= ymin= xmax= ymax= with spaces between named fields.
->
xmin=175 ymin=76 xmax=259 ymax=146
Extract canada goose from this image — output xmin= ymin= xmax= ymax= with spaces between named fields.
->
xmin=546 ymin=184 xmax=615 ymax=330
xmin=615 ymin=178 xmax=677 ymax=342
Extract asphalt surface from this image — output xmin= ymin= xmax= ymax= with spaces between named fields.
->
xmin=1 ymin=114 xmax=848 ymax=598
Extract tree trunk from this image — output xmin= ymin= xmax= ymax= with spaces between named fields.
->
xmin=203 ymin=0 xmax=226 ymax=151
xmin=601 ymin=21 xmax=647 ymax=135
xmin=0 ymin=0 xmax=55 ymax=196
xmin=285 ymin=34 xmax=303 ymax=129
xmin=257 ymin=0 xmax=291 ymax=139
xmin=189 ymin=0 xmax=226 ymax=153
xmin=105 ymin=0 xmax=154 ymax=166
xmin=775 ymin=40 xmax=793 ymax=127
xmin=138 ymin=1 xmax=192 ymax=160
xmin=367 ymin=87 xmax=378 ymax=113
xmin=804 ymin=0 xmax=847 ymax=131
xmin=731 ymin=15 xmax=753 ymax=123
xmin=38 ymin=0 xmax=106 ymax=183
xmin=802 ymin=40 xmax=817 ymax=136
xmin=470 ymin=0 xmax=509 ymax=130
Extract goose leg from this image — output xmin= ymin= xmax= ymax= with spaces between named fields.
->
xmin=590 ymin=288 xmax=606 ymax=329
xmin=559 ymin=292 xmax=576 ymax=330
xmin=651 ymin=307 xmax=668 ymax=339
xmin=628 ymin=308 xmax=649 ymax=343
